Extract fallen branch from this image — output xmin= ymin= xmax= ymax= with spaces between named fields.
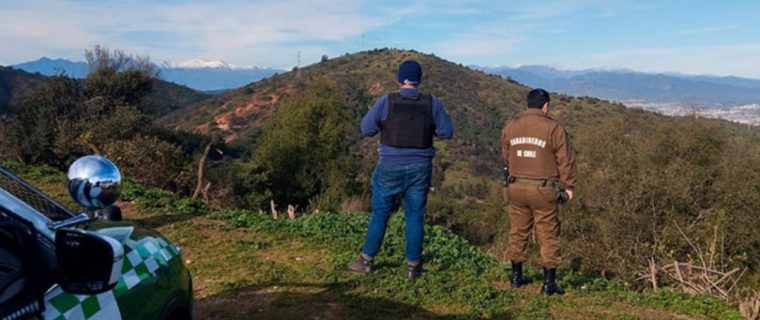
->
xmin=643 ymin=222 xmax=747 ymax=303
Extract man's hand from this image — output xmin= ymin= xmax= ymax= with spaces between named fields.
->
xmin=565 ymin=189 xmax=574 ymax=201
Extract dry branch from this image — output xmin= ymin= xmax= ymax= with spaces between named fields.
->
xmin=649 ymin=258 xmax=658 ymax=291
xmin=270 ymin=200 xmax=278 ymax=220
xmin=740 ymin=291 xmax=760 ymax=320
xmin=201 ymin=182 xmax=212 ymax=202
xmin=643 ymin=222 xmax=747 ymax=303
xmin=192 ymin=143 xmax=212 ymax=200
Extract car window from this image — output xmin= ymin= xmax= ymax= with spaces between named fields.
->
xmin=0 ymin=207 xmax=56 ymax=287
xmin=0 ymin=166 xmax=75 ymax=222
xmin=0 ymin=214 xmax=25 ymax=305
xmin=0 ymin=211 xmax=45 ymax=320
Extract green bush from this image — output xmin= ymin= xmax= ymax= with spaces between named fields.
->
xmin=249 ymin=78 xmax=358 ymax=212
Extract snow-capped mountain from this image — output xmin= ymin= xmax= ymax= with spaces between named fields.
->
xmin=11 ymin=57 xmax=282 ymax=91
xmin=161 ymin=59 xmax=260 ymax=70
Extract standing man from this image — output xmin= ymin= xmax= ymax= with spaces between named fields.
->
xmin=502 ymin=89 xmax=576 ymax=295
xmin=348 ymin=59 xmax=454 ymax=280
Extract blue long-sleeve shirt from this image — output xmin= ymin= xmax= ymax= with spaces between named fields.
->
xmin=361 ymin=88 xmax=454 ymax=164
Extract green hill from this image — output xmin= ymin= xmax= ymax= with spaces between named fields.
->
xmin=0 ymin=66 xmax=47 ymax=113
xmin=9 ymin=163 xmax=744 ymax=319
xmin=139 ymin=79 xmax=210 ymax=117
xmin=0 ymin=65 xmax=208 ymax=117
xmin=160 ymin=49 xmax=760 ymax=288
xmin=158 ymin=48 xmax=644 ymax=242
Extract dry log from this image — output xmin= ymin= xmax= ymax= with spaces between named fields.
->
xmin=287 ymin=205 xmax=297 ymax=220
xmin=270 ymin=200 xmax=278 ymax=220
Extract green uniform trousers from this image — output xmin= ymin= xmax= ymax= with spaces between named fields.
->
xmin=506 ymin=182 xmax=561 ymax=268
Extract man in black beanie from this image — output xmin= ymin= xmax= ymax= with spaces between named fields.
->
xmin=348 ymin=59 xmax=454 ymax=280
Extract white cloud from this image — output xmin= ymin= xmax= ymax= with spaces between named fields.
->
xmin=673 ymin=24 xmax=740 ymax=36
xmin=0 ymin=0 xmax=386 ymax=67
xmin=1 ymin=0 xmax=757 ymax=80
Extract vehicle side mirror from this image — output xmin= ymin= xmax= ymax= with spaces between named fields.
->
xmin=55 ymin=228 xmax=123 ymax=294
xmin=67 ymin=155 xmax=122 ymax=211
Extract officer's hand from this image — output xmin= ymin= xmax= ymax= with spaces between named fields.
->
xmin=565 ymin=189 xmax=574 ymax=201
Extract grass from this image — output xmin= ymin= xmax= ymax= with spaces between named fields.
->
xmin=7 ymin=162 xmax=745 ymax=320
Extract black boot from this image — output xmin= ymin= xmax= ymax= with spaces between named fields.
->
xmin=510 ymin=261 xmax=529 ymax=288
xmin=407 ymin=261 xmax=423 ymax=281
xmin=540 ymin=267 xmax=565 ymax=295
xmin=347 ymin=253 xmax=375 ymax=274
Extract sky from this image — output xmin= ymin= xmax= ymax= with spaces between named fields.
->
xmin=1 ymin=0 xmax=759 ymax=78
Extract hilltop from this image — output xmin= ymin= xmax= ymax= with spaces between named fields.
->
xmin=9 ymin=163 xmax=743 ymax=320
xmin=163 ymin=49 xmax=640 ymax=177
xmin=159 ymin=49 xmax=760 ymax=294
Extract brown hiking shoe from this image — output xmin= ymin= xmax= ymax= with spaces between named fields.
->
xmin=347 ymin=253 xmax=374 ymax=274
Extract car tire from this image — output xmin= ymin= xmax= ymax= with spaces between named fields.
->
xmin=158 ymin=297 xmax=192 ymax=320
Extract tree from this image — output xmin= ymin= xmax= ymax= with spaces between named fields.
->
xmin=7 ymin=76 xmax=82 ymax=166
xmin=251 ymin=78 xmax=356 ymax=211
xmin=6 ymin=46 xmax=160 ymax=167
xmin=84 ymin=45 xmax=158 ymax=108
xmin=102 ymin=135 xmax=185 ymax=189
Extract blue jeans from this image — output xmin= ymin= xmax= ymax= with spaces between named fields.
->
xmin=361 ymin=161 xmax=432 ymax=263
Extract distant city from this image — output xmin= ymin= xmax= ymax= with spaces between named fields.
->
xmin=479 ymin=65 xmax=760 ymax=127
xmin=623 ymin=102 xmax=760 ymax=126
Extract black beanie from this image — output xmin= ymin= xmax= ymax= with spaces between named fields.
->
xmin=397 ymin=60 xmax=422 ymax=85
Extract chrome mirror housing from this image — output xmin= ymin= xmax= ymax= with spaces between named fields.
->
xmin=67 ymin=155 xmax=122 ymax=210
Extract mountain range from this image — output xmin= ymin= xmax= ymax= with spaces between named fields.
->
xmin=13 ymin=57 xmax=760 ymax=110
xmin=11 ymin=57 xmax=282 ymax=92
xmin=0 ymin=65 xmax=209 ymax=116
xmin=477 ymin=65 xmax=760 ymax=107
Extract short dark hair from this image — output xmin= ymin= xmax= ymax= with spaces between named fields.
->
xmin=527 ymin=89 xmax=550 ymax=109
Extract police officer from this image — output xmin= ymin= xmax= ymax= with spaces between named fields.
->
xmin=347 ymin=59 xmax=454 ymax=280
xmin=501 ymin=88 xmax=576 ymax=295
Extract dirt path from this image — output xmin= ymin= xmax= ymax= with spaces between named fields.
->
xmin=120 ymin=201 xmax=354 ymax=319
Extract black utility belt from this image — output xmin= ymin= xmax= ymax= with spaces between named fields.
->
xmin=509 ymin=177 xmax=560 ymax=188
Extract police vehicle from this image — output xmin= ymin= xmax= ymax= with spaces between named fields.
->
xmin=0 ymin=156 xmax=193 ymax=320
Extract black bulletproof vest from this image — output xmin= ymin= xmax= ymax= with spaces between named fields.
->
xmin=380 ymin=93 xmax=434 ymax=149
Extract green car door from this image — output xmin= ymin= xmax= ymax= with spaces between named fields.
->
xmin=42 ymin=224 xmax=192 ymax=320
